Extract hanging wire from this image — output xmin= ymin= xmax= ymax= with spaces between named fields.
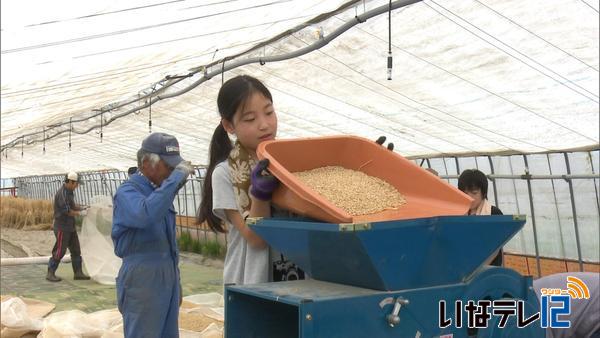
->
xmin=2 ymin=1 xmax=404 ymax=152
xmin=387 ymin=0 xmax=393 ymax=80
xmin=21 ymin=136 xmax=24 ymax=157
xmin=473 ymin=0 xmax=598 ymax=72
xmin=3 ymin=2 xmax=293 ymax=54
xmin=579 ymin=0 xmax=599 ymax=13
xmin=148 ymin=100 xmax=152 ymax=134
xmin=69 ymin=117 xmax=72 ymax=151
xmin=100 ymin=111 xmax=104 ymax=142
xmin=43 ymin=127 xmax=46 ymax=154
xmin=351 ymin=22 xmax=596 ymax=145
xmin=221 ymin=60 xmax=226 ymax=85
xmin=260 ymin=46 xmax=266 ymax=65
xmin=426 ymin=0 xmax=599 ymax=103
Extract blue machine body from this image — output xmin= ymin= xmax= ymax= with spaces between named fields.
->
xmin=225 ymin=215 xmax=545 ymax=338
xmin=248 ymin=215 xmax=525 ymax=290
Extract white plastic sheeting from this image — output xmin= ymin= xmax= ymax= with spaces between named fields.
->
xmin=79 ymin=195 xmax=121 ymax=285
xmin=1 ymin=0 xmax=599 ymax=177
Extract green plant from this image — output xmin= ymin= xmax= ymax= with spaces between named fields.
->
xmin=191 ymin=240 xmax=202 ymax=254
xmin=177 ymin=231 xmax=225 ymax=259
xmin=202 ymin=240 xmax=225 ymax=259
xmin=178 ymin=231 xmax=192 ymax=252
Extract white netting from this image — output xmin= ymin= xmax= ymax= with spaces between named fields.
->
xmin=79 ymin=195 xmax=121 ymax=285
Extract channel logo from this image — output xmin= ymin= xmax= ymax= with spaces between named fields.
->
xmin=540 ymin=275 xmax=591 ymax=328
xmin=439 ymin=275 xmax=592 ymax=330
xmin=565 ymin=276 xmax=590 ymax=299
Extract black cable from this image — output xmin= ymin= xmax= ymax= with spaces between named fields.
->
xmin=22 ymin=0 xmax=186 ymax=28
xmin=578 ymin=0 xmax=599 ymax=13
xmin=1 ymin=38 xmax=265 ymax=99
xmin=249 ymin=64 xmax=446 ymax=154
xmin=291 ymin=33 xmax=548 ymax=152
xmin=426 ymin=1 xmax=599 ymax=103
xmin=388 ymin=0 xmax=392 ymax=54
xmin=474 ymin=0 xmax=598 ymax=72
xmin=69 ymin=117 xmax=72 ymax=151
xmin=148 ymin=101 xmax=153 ymax=134
xmin=1 ymin=1 xmax=292 ymax=54
xmin=221 ymin=60 xmax=226 ymax=86
xmin=71 ymin=14 xmax=312 ymax=60
xmin=5 ymin=0 xmax=584 ymax=154
xmin=347 ymin=21 xmax=596 ymax=144
xmin=387 ymin=0 xmax=393 ymax=80
xmin=100 ymin=112 xmax=104 ymax=142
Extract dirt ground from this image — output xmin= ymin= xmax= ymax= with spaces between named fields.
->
xmin=0 ymin=226 xmax=224 ymax=270
xmin=1 ymin=228 xmax=56 ymax=258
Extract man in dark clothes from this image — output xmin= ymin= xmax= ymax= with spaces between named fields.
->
xmin=46 ymin=172 xmax=91 ymax=282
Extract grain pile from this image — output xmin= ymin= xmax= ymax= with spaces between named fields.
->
xmin=0 ymin=196 xmax=53 ymax=230
xmin=294 ymin=166 xmax=406 ymax=215
xmin=178 ymin=311 xmax=223 ymax=332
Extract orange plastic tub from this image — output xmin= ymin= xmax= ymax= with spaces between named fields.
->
xmin=257 ymin=135 xmax=472 ymax=224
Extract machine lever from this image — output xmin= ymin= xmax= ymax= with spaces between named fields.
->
xmin=386 ymin=298 xmax=409 ymax=327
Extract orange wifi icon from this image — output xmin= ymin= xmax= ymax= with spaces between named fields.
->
xmin=566 ymin=276 xmax=590 ymax=299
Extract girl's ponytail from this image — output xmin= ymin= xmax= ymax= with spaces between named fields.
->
xmin=199 ymin=74 xmax=271 ymax=233
xmin=197 ymin=123 xmax=232 ymax=233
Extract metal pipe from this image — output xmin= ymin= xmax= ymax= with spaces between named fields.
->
xmin=160 ymin=0 xmax=422 ymax=100
xmin=442 ymin=157 xmax=450 ymax=184
xmin=547 ymin=154 xmax=567 ymax=259
xmin=1 ymin=255 xmax=71 ymax=266
xmin=439 ymin=173 xmax=599 ymax=180
xmin=589 ymin=151 xmax=600 ymax=221
xmin=195 ymin=176 xmax=208 ymax=243
xmin=488 ymin=156 xmax=499 ymax=208
xmin=523 ymin=155 xmax=542 ymax=278
xmin=454 ymin=156 xmax=460 ymax=175
xmin=188 ymin=176 xmax=200 ymax=243
xmin=2 ymin=0 xmax=424 ymax=151
xmin=564 ymin=153 xmax=584 ymax=271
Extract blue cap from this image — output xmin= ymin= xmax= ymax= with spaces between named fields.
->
xmin=141 ymin=132 xmax=184 ymax=168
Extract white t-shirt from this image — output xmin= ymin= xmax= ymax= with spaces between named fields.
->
xmin=212 ymin=160 xmax=269 ymax=285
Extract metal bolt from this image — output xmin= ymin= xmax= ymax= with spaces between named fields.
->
xmin=306 ymin=314 xmax=312 ymax=321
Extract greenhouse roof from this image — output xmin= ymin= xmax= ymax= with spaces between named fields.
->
xmin=1 ymin=0 xmax=599 ymax=178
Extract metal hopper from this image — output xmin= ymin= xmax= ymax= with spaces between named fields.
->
xmin=250 ymin=215 xmax=526 ymax=290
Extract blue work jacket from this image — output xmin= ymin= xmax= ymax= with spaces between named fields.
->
xmin=112 ymin=172 xmax=184 ymax=263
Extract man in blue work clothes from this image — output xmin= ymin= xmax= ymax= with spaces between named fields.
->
xmin=47 ymin=171 xmax=91 ymax=282
xmin=112 ymin=132 xmax=194 ymax=338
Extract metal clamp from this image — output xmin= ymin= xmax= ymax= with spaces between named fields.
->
xmin=338 ymin=222 xmax=372 ymax=232
xmin=387 ymin=297 xmax=409 ymax=327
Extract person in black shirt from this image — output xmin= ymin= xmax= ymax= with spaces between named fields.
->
xmin=46 ymin=172 xmax=91 ymax=282
xmin=127 ymin=166 xmax=138 ymax=177
xmin=458 ymin=169 xmax=503 ymax=266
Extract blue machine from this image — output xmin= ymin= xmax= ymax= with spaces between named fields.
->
xmin=225 ymin=215 xmax=544 ymax=338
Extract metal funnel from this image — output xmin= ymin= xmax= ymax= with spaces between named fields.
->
xmin=250 ymin=215 xmax=525 ymax=290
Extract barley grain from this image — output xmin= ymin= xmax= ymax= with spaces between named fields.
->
xmin=294 ymin=166 xmax=406 ymax=215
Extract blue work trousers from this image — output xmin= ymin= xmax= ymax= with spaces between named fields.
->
xmin=116 ymin=252 xmax=179 ymax=338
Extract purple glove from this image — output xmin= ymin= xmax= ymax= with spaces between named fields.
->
xmin=250 ymin=159 xmax=279 ymax=201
